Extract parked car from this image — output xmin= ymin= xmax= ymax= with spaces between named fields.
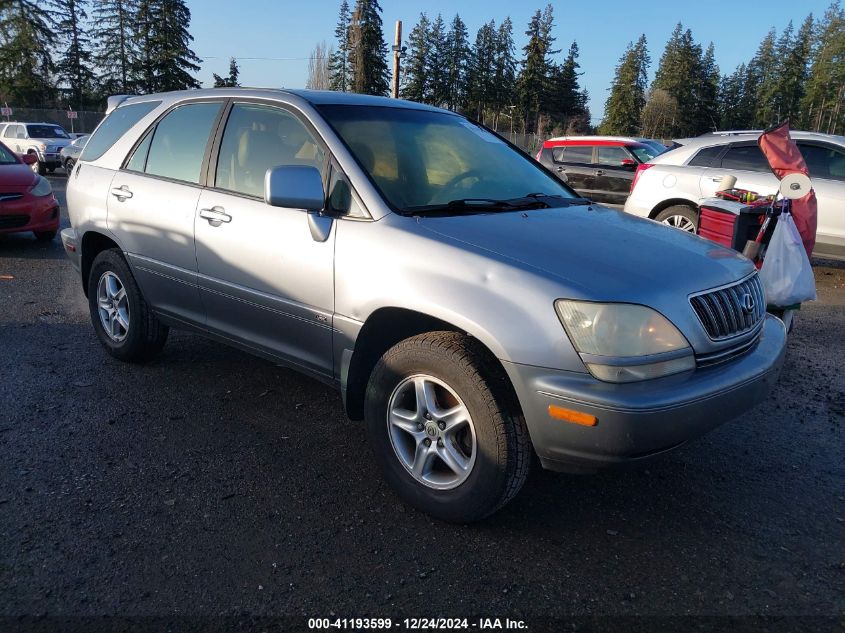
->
xmin=625 ymin=131 xmax=845 ymax=260
xmin=60 ymin=135 xmax=89 ymax=171
xmin=0 ymin=140 xmax=60 ymax=241
xmin=0 ymin=121 xmax=72 ymax=174
xmin=536 ymin=136 xmax=665 ymax=205
xmin=62 ymin=89 xmax=786 ymax=522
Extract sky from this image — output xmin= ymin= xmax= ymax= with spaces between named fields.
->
xmin=188 ymin=0 xmax=834 ymax=124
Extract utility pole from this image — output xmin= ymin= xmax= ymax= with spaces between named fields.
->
xmin=391 ymin=20 xmax=403 ymax=99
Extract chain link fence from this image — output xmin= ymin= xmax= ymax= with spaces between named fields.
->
xmin=1 ymin=108 xmax=104 ymax=134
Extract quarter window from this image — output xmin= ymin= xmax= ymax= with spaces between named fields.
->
xmin=144 ymin=102 xmax=222 ymax=184
xmin=215 ymin=103 xmax=325 ymax=198
xmin=81 ymin=100 xmax=161 ymax=162
xmin=720 ymin=145 xmax=770 ymax=172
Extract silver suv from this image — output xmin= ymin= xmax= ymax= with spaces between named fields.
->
xmin=0 ymin=121 xmax=72 ymax=174
xmin=62 ymin=89 xmax=786 ymax=522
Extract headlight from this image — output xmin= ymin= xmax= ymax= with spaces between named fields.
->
xmin=30 ymin=175 xmax=52 ymax=197
xmin=556 ymin=300 xmax=694 ymax=383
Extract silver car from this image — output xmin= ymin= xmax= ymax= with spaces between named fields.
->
xmin=0 ymin=121 xmax=72 ymax=174
xmin=61 ymin=89 xmax=786 ymax=522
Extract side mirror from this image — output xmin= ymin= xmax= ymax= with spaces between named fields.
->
xmin=264 ymin=165 xmax=324 ymax=211
xmin=620 ymin=158 xmax=637 ymax=170
xmin=21 ymin=153 xmax=37 ymax=165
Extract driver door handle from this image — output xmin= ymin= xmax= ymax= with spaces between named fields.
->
xmin=110 ymin=185 xmax=133 ymax=200
xmin=199 ymin=206 xmax=232 ymax=226
xmin=595 ymin=169 xmax=605 ymax=176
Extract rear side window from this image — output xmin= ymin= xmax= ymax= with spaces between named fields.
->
xmin=81 ymin=100 xmax=161 ymax=162
xmin=143 ymin=102 xmax=223 ymax=184
xmin=688 ymin=145 xmax=724 ymax=167
xmin=552 ymin=145 xmax=592 ymax=164
xmin=720 ymin=145 xmax=770 ymax=172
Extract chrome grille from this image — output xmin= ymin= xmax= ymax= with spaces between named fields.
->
xmin=690 ymin=274 xmax=765 ymax=340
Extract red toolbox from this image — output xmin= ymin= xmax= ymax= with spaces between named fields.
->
xmin=698 ymin=199 xmax=771 ymax=266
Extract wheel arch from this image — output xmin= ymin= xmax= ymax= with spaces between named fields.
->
xmin=80 ymin=231 xmax=122 ymax=297
xmin=648 ymin=198 xmax=699 ymax=220
xmin=342 ymin=307 xmax=515 ymax=422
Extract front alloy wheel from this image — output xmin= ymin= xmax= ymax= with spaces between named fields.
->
xmin=96 ymin=271 xmax=130 ymax=342
xmin=387 ymin=374 xmax=477 ymax=490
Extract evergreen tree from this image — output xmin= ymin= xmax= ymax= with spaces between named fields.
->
xmin=53 ymin=0 xmax=96 ymax=108
xmin=213 ymin=57 xmax=240 ymax=87
xmin=748 ymin=28 xmax=778 ymax=127
xmin=348 ymin=0 xmax=389 ymax=95
xmin=135 ymin=0 xmax=201 ymax=93
xmin=93 ymin=0 xmax=138 ymax=95
xmin=0 ymin=0 xmax=57 ymax=106
xmin=467 ymin=20 xmax=496 ymax=120
xmin=400 ymin=13 xmax=430 ymax=102
xmin=599 ymin=35 xmax=650 ymax=135
xmin=427 ymin=14 xmax=449 ymax=106
xmin=780 ymin=15 xmax=814 ymax=123
xmin=652 ymin=23 xmax=705 ymax=136
xmin=801 ymin=2 xmax=845 ymax=132
xmin=491 ymin=17 xmax=517 ymax=123
xmin=516 ymin=5 xmax=556 ymax=133
xmin=327 ymin=0 xmax=352 ymax=92
xmin=444 ymin=14 xmax=470 ymax=111
xmin=717 ymin=64 xmax=751 ymax=129
xmin=695 ymin=42 xmax=720 ymax=133
xmin=547 ymin=41 xmax=587 ymax=130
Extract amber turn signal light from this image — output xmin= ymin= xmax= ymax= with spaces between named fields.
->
xmin=547 ymin=405 xmax=597 ymax=427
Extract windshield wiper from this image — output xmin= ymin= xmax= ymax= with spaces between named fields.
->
xmin=408 ymin=197 xmax=549 ymax=216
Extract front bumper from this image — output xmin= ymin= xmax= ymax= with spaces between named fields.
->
xmin=38 ymin=151 xmax=62 ymax=167
xmin=0 ymin=195 xmax=60 ymax=234
xmin=503 ymin=314 xmax=787 ymax=473
xmin=61 ymin=227 xmax=81 ymax=272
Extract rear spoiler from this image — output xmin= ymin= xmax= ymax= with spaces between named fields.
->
xmin=105 ymin=95 xmax=133 ymax=114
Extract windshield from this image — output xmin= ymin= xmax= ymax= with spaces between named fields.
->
xmin=0 ymin=143 xmax=17 ymax=164
xmin=317 ymin=105 xmax=577 ymax=213
xmin=630 ymin=145 xmax=659 ymax=163
xmin=27 ymin=125 xmax=69 ymax=139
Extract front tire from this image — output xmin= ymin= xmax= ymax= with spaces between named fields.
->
xmin=87 ymin=249 xmax=169 ymax=362
xmin=365 ymin=332 xmax=530 ymax=522
xmin=655 ymin=205 xmax=698 ymax=233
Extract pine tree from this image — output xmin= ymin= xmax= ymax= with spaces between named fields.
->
xmin=548 ymin=41 xmax=586 ymax=131
xmin=213 ymin=58 xmax=240 ymax=87
xmin=516 ymin=6 xmax=557 ymax=133
xmin=695 ymin=42 xmax=720 ymax=133
xmin=749 ymin=28 xmax=779 ymax=127
xmin=427 ymin=14 xmax=449 ymax=106
xmin=780 ymin=14 xmax=814 ymax=123
xmin=0 ymin=0 xmax=57 ymax=106
xmin=801 ymin=2 xmax=845 ymax=133
xmin=327 ymin=0 xmax=352 ymax=92
xmin=717 ymin=64 xmax=750 ymax=129
xmin=599 ymin=35 xmax=649 ymax=136
xmin=467 ymin=20 xmax=496 ymax=121
xmin=135 ymin=0 xmax=201 ymax=93
xmin=348 ymin=0 xmax=389 ymax=95
xmin=53 ymin=0 xmax=96 ymax=108
xmin=444 ymin=14 xmax=470 ymax=111
xmin=652 ymin=23 xmax=705 ymax=136
xmin=93 ymin=0 xmax=138 ymax=95
xmin=491 ymin=17 xmax=517 ymax=123
xmin=400 ymin=13 xmax=430 ymax=102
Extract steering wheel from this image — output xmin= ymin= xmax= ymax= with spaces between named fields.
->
xmin=432 ymin=169 xmax=487 ymax=204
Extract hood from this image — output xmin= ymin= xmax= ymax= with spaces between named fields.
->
xmin=0 ymin=163 xmax=37 ymax=190
xmin=416 ymin=204 xmax=755 ymax=302
xmin=33 ymin=137 xmax=71 ymax=148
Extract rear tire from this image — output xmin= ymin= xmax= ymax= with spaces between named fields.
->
xmin=655 ymin=205 xmax=698 ymax=232
xmin=364 ymin=331 xmax=530 ymax=523
xmin=87 ymin=248 xmax=168 ymax=362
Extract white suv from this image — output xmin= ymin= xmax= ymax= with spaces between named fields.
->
xmin=624 ymin=131 xmax=845 ymax=261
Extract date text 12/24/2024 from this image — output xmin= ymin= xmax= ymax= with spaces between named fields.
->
xmin=308 ymin=618 xmax=528 ymax=630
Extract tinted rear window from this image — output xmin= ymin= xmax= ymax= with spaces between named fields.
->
xmin=552 ymin=145 xmax=593 ymax=164
xmin=81 ymin=101 xmax=161 ymax=162
xmin=688 ymin=145 xmax=723 ymax=167
xmin=144 ymin=102 xmax=222 ymax=184
xmin=720 ymin=145 xmax=771 ymax=172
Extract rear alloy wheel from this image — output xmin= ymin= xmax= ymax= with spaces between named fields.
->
xmin=365 ymin=332 xmax=530 ymax=523
xmin=87 ymin=248 xmax=169 ymax=362
xmin=655 ymin=205 xmax=698 ymax=233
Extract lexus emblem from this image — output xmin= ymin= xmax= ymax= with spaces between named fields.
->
xmin=741 ymin=293 xmax=755 ymax=314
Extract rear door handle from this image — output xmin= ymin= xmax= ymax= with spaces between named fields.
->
xmin=709 ymin=176 xmax=725 ymax=182
xmin=595 ymin=169 xmax=605 ymax=176
xmin=110 ymin=185 xmax=133 ymax=201
xmin=199 ymin=206 xmax=232 ymax=226
xmin=556 ymin=166 xmax=566 ymax=172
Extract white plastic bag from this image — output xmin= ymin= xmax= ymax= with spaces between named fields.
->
xmin=759 ymin=212 xmax=817 ymax=307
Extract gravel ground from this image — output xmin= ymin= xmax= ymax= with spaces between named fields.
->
xmin=1 ymin=174 xmax=843 ymax=627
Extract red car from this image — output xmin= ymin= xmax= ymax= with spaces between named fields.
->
xmin=0 ymin=140 xmax=60 ymax=241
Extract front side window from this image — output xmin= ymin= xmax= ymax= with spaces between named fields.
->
xmin=798 ymin=143 xmax=845 ymax=182
xmin=215 ymin=103 xmax=325 ymax=198
xmin=720 ymin=144 xmax=770 ymax=172
xmin=27 ymin=125 xmax=69 ymax=139
xmin=596 ymin=146 xmax=630 ymax=166
xmin=143 ymin=102 xmax=223 ymax=184
xmin=82 ymin=100 xmax=161 ymax=162
xmin=3 ymin=125 xmax=16 ymax=138
xmin=0 ymin=143 xmax=17 ymax=164
xmin=629 ymin=145 xmax=658 ymax=163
